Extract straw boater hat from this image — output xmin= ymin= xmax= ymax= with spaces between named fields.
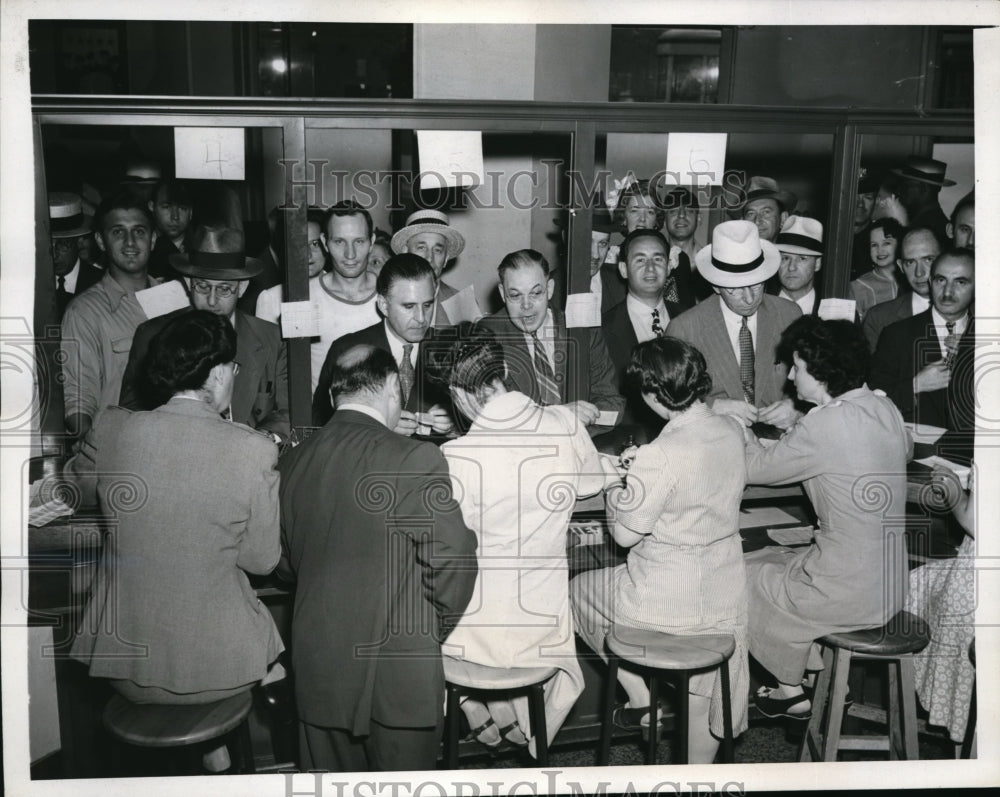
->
xmin=169 ymin=227 xmax=263 ymax=281
xmin=744 ymin=176 xmax=798 ymax=214
xmin=775 ymin=216 xmax=824 ymax=257
xmin=892 ymin=156 xmax=956 ymax=187
xmin=390 ymin=209 xmax=466 ymax=260
xmin=48 ymin=192 xmax=92 ymax=238
xmin=695 ymin=220 xmax=781 ymax=288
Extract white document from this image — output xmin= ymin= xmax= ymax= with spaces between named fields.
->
xmin=597 ymin=410 xmax=619 ymax=427
xmin=439 ymin=284 xmax=483 ymax=324
xmin=564 ymin=292 xmax=602 ymax=328
xmin=135 ymin=280 xmax=189 ymax=319
xmin=915 ymin=456 xmax=971 ymax=489
xmin=280 ymin=301 xmax=321 ymax=338
xmin=416 ymin=130 xmax=484 ymax=191
xmin=904 ymin=422 xmax=947 ymax=444
xmin=175 ymin=127 xmax=246 ymax=181
xmin=818 ymin=298 xmax=856 ymax=321
xmin=665 ymin=133 xmax=728 ymax=187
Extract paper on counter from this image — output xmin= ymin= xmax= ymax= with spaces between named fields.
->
xmin=767 ymin=526 xmax=816 ymax=546
xmin=280 ymin=301 xmax=321 ymax=338
xmin=914 ymin=455 xmax=971 ymax=489
xmin=818 ymin=298 xmax=856 ymax=321
xmin=904 ymin=422 xmax=947 ymax=444
xmin=565 ymin=292 xmax=601 ymax=328
xmin=135 ymin=280 xmax=189 ymax=319
xmin=439 ymin=284 xmax=483 ymax=324
xmin=738 ymin=506 xmax=801 ymax=529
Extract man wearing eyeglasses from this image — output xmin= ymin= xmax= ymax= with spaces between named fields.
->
xmin=861 ymin=227 xmax=942 ymax=352
xmin=119 ymin=226 xmax=290 ymax=440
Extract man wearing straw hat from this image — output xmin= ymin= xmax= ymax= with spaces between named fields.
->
xmin=893 ymin=156 xmax=956 ymax=245
xmin=666 ymin=220 xmax=802 ymax=428
xmin=48 ymin=192 xmax=104 ymax=319
xmin=771 ymin=215 xmax=824 ymax=316
xmin=119 ymin=226 xmax=290 ymax=440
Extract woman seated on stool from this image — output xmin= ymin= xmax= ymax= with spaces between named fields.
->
xmin=434 ymin=324 xmax=613 ymax=757
xmin=570 ymin=336 xmax=750 ymax=764
xmin=67 ymin=310 xmax=285 ymax=770
xmin=744 ymin=316 xmax=910 ymax=719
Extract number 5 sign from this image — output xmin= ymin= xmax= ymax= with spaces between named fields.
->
xmin=664 ymin=133 xmax=728 ymax=187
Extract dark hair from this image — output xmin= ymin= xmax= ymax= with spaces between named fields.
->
xmin=624 ymin=337 xmax=712 ymax=412
xmin=900 ymin=226 xmax=942 ymax=253
xmin=94 ymin=189 xmax=154 ymax=236
xmin=869 ymin=217 xmax=905 ymax=244
xmin=950 ymin=191 xmax=974 ymax=226
xmin=325 ymin=199 xmax=373 ymax=238
xmin=151 ymin=179 xmax=193 ymax=208
xmin=375 ymin=253 xmax=436 ymax=296
xmin=620 ymin=228 xmax=670 ymax=264
xmin=429 ymin=322 xmax=507 ymax=397
xmin=497 ymin=248 xmax=550 ymax=283
xmin=306 ymin=206 xmax=327 ymax=228
xmin=931 ymin=248 xmax=974 ymax=278
xmin=327 ymin=344 xmax=398 ymax=403
xmin=372 ymin=227 xmax=393 ymax=247
xmin=776 ymin=316 xmax=869 ymax=398
xmin=144 ymin=310 xmax=236 ymax=402
xmin=612 ymin=179 xmax=666 ymax=233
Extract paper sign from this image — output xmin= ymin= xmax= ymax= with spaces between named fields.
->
xmin=565 ymin=292 xmax=601 ymax=328
xmin=818 ymin=298 xmax=856 ymax=321
xmin=416 ymin=131 xmax=484 ymax=191
xmin=135 ymin=280 xmax=189 ymax=319
xmin=597 ymin=410 xmax=619 ymax=427
xmin=175 ymin=127 xmax=246 ymax=181
xmin=439 ymin=284 xmax=483 ymax=324
xmin=280 ymin=301 xmax=321 ymax=338
xmin=665 ymin=133 xmax=728 ymax=187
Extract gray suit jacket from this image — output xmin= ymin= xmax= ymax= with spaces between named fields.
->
xmin=861 ymin=293 xmax=915 ymax=353
xmin=666 ymin=294 xmax=801 ymax=408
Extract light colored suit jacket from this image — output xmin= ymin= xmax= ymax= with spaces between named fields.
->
xmin=666 ymin=294 xmax=801 ymax=408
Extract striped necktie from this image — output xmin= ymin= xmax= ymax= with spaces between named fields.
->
xmin=530 ymin=330 xmax=560 ymax=405
xmin=944 ymin=321 xmax=958 ymax=366
xmin=739 ymin=316 xmax=755 ymax=404
xmin=399 ymin=343 xmax=415 ymax=405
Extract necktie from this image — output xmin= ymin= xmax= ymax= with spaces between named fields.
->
xmin=739 ymin=316 xmax=755 ymax=404
xmin=651 ymin=308 xmax=664 ymax=337
xmin=530 ymin=331 xmax=560 ymax=406
xmin=399 ymin=343 xmax=415 ymax=405
xmin=57 ymin=275 xmax=67 ymax=293
xmin=944 ymin=321 xmax=958 ymax=366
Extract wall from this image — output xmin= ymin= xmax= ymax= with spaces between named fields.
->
xmin=533 ymin=25 xmax=611 ymax=102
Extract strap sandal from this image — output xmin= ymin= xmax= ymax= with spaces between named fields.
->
xmin=497 ymin=720 xmax=528 ymax=747
xmin=612 ymin=702 xmax=665 ymax=741
xmin=459 ymin=697 xmax=501 ymax=749
xmin=753 ymin=686 xmax=812 ymax=720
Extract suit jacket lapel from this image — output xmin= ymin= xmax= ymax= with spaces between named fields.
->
xmin=754 ymin=300 xmax=778 ymax=402
xmin=705 ymin=297 xmax=744 ymax=402
xmin=551 ymin=308 xmax=569 ymax=401
xmin=232 ymin=312 xmax=264 ymax=422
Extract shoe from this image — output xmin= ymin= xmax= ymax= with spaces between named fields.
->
xmin=753 ymin=686 xmax=812 ymax=720
xmin=201 ymin=744 xmax=231 ymax=773
xmin=460 ymin=698 xmax=501 ymax=750
xmin=803 ymin=683 xmax=853 ymax=709
xmin=497 ymin=720 xmax=528 ymax=747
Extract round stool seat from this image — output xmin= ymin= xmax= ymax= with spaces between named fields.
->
xmin=606 ymin=626 xmax=735 ymax=670
xmin=102 ymin=691 xmax=253 ymax=748
xmin=443 ymin=658 xmax=558 ymax=690
xmin=821 ymin=611 xmax=929 ymax=656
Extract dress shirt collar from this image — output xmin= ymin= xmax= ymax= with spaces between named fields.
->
xmin=520 ymin=308 xmax=554 ymax=360
xmin=779 ymin=287 xmax=816 ymax=316
xmin=911 ymin=292 xmax=931 ymax=315
xmin=383 ymin=320 xmax=420 ymax=367
xmin=336 ymin=402 xmax=388 ymax=427
xmin=626 ymin=293 xmax=669 ymax=343
xmin=718 ymin=296 xmax=758 ymax=358
xmin=60 ymin=259 xmax=81 ymax=293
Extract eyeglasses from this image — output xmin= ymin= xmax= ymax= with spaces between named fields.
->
xmin=191 ymin=280 xmax=238 ymax=298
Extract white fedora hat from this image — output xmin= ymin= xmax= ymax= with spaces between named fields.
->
xmin=391 ymin=209 xmax=465 ymax=260
xmin=775 ymin=215 xmax=824 ymax=256
xmin=48 ymin=192 xmax=92 ymax=238
xmin=695 ymin=220 xmax=781 ymax=288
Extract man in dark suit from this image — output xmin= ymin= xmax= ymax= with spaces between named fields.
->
xmin=313 ymin=254 xmax=454 ymax=434
xmin=602 ymin=229 xmax=683 ymax=431
xmin=280 ymin=343 xmax=477 ymax=772
xmin=663 ymin=185 xmax=712 ymax=304
xmin=667 ymin=220 xmax=802 ymax=428
xmin=48 ymin=192 xmax=103 ymax=319
xmin=477 ymin=248 xmax=624 ymax=428
xmin=769 ymin=215 xmax=824 ymax=316
xmin=146 ymin=179 xmax=194 ymax=283
xmin=893 ymin=156 xmax=956 ymax=244
xmin=861 ymin=227 xmax=940 ymax=351
xmin=119 ymin=226 xmax=290 ymax=440
xmin=870 ymin=249 xmax=974 ymax=429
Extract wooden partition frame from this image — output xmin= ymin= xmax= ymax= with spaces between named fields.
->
xmin=33 ymin=96 xmax=973 ymax=430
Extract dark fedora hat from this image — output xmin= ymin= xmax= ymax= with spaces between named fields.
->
xmin=892 ymin=156 xmax=956 ymax=187
xmin=169 ymin=227 xmax=263 ymax=281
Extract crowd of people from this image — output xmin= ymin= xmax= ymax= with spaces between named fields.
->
xmin=50 ymin=150 xmax=977 ymax=771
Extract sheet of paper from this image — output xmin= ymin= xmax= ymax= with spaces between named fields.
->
xmin=914 ymin=456 xmax=971 ymax=489
xmin=280 ymin=301 xmax=321 ymax=338
xmin=565 ymin=292 xmax=601 ymax=328
xmin=175 ymin=127 xmax=245 ymax=181
xmin=597 ymin=410 xmax=619 ymax=427
xmin=818 ymin=298 xmax=856 ymax=321
xmin=738 ymin=506 xmax=801 ymax=530
xmin=665 ymin=133 xmax=728 ymax=187
xmin=439 ymin=284 xmax=483 ymax=324
xmin=416 ymin=130 xmax=484 ymax=191
xmin=135 ymin=280 xmax=189 ymax=319
xmin=767 ymin=526 xmax=816 ymax=546
xmin=904 ymin=422 xmax=947 ymax=444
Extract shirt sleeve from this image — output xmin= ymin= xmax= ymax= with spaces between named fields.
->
xmin=745 ymin=410 xmax=829 ymax=485
xmin=60 ymin=301 xmax=104 ymax=422
xmin=255 ymin=286 xmax=281 ymax=325
xmin=615 ymin=442 xmax=674 ymax=537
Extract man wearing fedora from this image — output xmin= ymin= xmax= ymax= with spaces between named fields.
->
xmin=48 ymin=192 xmax=104 ymax=320
xmin=894 ymin=156 xmax=956 ymax=245
xmin=851 ymin=166 xmax=880 ymax=280
xmin=391 ymin=209 xmax=481 ymax=325
xmin=61 ymin=190 xmax=160 ymax=443
xmin=119 ymin=226 xmax=290 ymax=440
xmin=770 ymin=216 xmax=824 ymax=316
xmin=741 ymin=176 xmax=797 ymax=244
xmin=666 ymin=220 xmax=802 ymax=428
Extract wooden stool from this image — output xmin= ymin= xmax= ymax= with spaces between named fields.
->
xmin=102 ymin=691 xmax=255 ymax=775
xmin=443 ymin=659 xmax=558 ymax=768
xmin=800 ymin=610 xmax=929 ymax=762
xmin=598 ymin=626 xmax=736 ymax=765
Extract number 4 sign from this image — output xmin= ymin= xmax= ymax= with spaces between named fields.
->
xmin=664 ymin=133 xmax=728 ymax=187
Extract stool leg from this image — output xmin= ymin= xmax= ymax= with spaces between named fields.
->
xmin=800 ymin=644 xmax=833 ymax=762
xmin=646 ymin=673 xmax=661 ymax=765
xmin=529 ymin=682 xmax=549 ymax=767
xmin=897 ymin=655 xmax=919 ymax=760
xmin=445 ymin=684 xmax=461 ymax=770
xmin=822 ymin=647 xmax=852 ymax=762
xmin=239 ymin=718 xmax=256 ymax=774
xmin=598 ymin=653 xmax=619 ymax=766
xmin=961 ymin=673 xmax=977 ymax=759
xmin=887 ymin=657 xmax=901 ymax=760
xmin=673 ymin=674 xmax=686 ymax=766
xmin=719 ymin=659 xmax=734 ymax=764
